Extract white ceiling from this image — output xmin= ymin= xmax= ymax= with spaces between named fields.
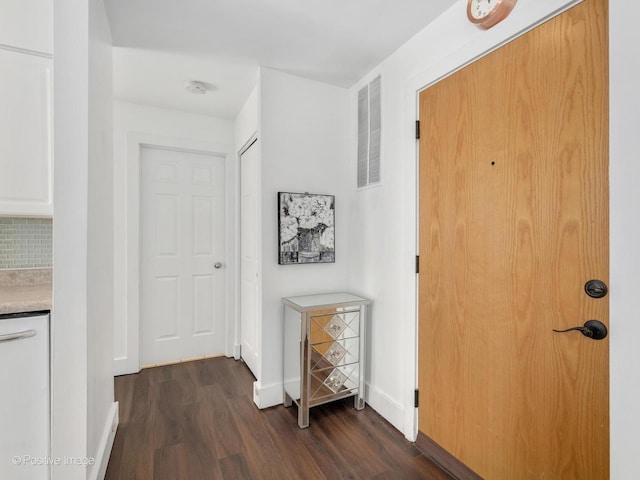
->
xmin=104 ymin=0 xmax=458 ymax=119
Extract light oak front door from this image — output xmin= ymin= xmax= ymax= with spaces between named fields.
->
xmin=418 ymin=1 xmax=609 ymax=478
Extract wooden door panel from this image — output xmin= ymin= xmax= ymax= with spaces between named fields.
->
xmin=418 ymin=1 xmax=608 ymax=478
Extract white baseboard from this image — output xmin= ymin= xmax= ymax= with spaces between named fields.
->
xmin=252 ymin=380 xmax=283 ymax=409
xmin=250 ymin=378 xmax=405 ymax=436
xmin=233 ymin=343 xmax=241 ymax=360
xmin=89 ymin=402 xmax=119 ymax=480
xmin=365 ymin=383 xmax=405 ymax=433
xmin=113 ymin=357 xmax=138 ymax=376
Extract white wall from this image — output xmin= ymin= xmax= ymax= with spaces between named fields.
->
xmin=254 ymin=68 xmax=350 ymax=407
xmin=609 ymin=1 xmax=640 ymax=478
xmin=235 ymin=85 xmax=258 ymax=150
xmin=53 ymin=0 xmax=117 ymax=478
xmin=52 ymin=0 xmax=89 ymax=476
xmin=87 ymin=1 xmax=117 ymax=478
xmin=112 ymin=101 xmax=235 ymax=375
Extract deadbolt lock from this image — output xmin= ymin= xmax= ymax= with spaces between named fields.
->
xmin=585 ymin=279 xmax=608 ymax=299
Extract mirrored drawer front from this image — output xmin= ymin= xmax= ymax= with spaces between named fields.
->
xmin=310 ymin=363 xmax=360 ymax=402
xmin=310 ymin=310 xmax=360 ymax=344
xmin=310 ymin=337 xmax=358 ymax=370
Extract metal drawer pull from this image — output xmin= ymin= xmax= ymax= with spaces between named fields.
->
xmin=0 ymin=329 xmax=37 ymax=343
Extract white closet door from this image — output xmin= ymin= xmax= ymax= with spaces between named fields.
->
xmin=140 ymin=147 xmax=225 ymax=365
xmin=240 ymin=140 xmax=260 ymax=377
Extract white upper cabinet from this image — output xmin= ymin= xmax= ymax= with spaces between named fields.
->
xmin=0 ymin=0 xmax=53 ymax=217
xmin=0 ymin=49 xmax=53 ymax=217
xmin=0 ymin=49 xmax=53 ymax=216
xmin=0 ymin=0 xmax=53 ymax=55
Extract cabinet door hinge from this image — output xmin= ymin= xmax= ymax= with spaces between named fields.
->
xmin=415 ymin=120 xmax=420 ymax=140
xmin=414 ymin=389 xmax=419 ymax=408
xmin=415 ymin=255 xmax=420 ymax=274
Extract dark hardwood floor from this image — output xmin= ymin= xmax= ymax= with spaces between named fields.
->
xmin=105 ymin=357 xmax=453 ymax=480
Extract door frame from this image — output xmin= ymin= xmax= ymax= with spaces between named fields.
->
xmin=121 ymin=133 xmax=235 ymax=373
xmin=402 ymin=0 xmax=583 ymax=441
xmin=235 ymin=135 xmax=262 ymax=377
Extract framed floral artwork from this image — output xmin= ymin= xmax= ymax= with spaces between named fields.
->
xmin=278 ymin=192 xmax=335 ymax=265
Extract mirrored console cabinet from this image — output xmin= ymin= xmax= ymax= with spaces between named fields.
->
xmin=282 ymin=292 xmax=370 ymax=428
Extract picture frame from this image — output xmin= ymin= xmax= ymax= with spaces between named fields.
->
xmin=278 ymin=192 xmax=335 ymax=265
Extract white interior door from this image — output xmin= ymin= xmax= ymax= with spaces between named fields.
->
xmin=240 ymin=140 xmax=260 ymax=377
xmin=141 ymin=146 xmax=225 ymax=365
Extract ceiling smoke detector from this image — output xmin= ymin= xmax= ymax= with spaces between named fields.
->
xmin=184 ymin=80 xmax=207 ymax=95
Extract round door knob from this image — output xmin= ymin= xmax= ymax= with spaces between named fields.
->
xmin=214 ymin=262 xmax=223 ymax=269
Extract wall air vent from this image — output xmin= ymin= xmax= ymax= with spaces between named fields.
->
xmin=357 ymin=75 xmax=381 ymax=188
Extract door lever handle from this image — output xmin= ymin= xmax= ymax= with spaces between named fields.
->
xmin=553 ymin=320 xmax=607 ymax=340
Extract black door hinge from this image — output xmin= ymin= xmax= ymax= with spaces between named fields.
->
xmin=415 ymin=255 xmax=420 ymax=274
xmin=415 ymin=120 xmax=420 ymax=140
xmin=414 ymin=389 xmax=419 ymax=408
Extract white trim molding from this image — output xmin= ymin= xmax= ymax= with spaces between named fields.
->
xmin=252 ymin=380 xmax=282 ymax=409
xmin=115 ymin=132 xmax=235 ymax=375
xmin=89 ymin=402 xmax=119 ymax=480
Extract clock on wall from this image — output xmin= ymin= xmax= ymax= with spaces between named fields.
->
xmin=467 ymin=0 xmax=517 ymax=29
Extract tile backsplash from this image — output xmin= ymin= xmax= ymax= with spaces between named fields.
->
xmin=0 ymin=218 xmax=53 ymax=269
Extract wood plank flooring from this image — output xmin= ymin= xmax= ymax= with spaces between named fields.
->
xmin=105 ymin=357 xmax=453 ymax=480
